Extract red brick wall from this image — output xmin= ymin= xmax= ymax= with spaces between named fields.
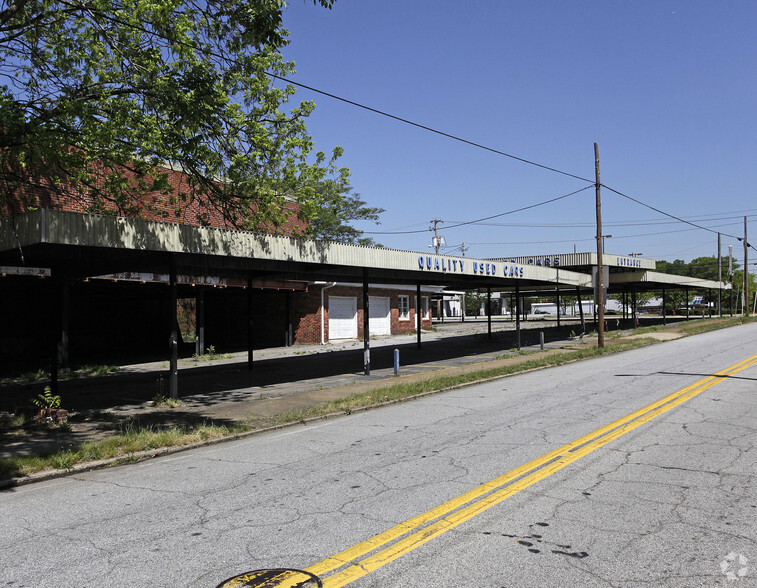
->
xmin=3 ymin=163 xmax=304 ymax=233
xmin=292 ymin=285 xmax=434 ymax=344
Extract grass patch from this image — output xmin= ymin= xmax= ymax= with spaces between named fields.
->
xmin=675 ymin=315 xmax=756 ymax=336
xmin=0 ymin=422 xmax=251 ymax=480
xmin=270 ymin=337 xmax=658 ymax=425
xmin=0 ymin=364 xmax=120 ymax=386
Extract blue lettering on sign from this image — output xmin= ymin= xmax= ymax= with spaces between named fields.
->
xmin=616 ymin=257 xmax=642 ymax=267
xmin=415 ymin=257 xmax=522 ymax=278
xmin=545 ymin=257 xmax=551 ymax=267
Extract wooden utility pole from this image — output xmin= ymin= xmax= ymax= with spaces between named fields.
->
xmin=594 ymin=143 xmax=605 ymax=347
xmin=717 ymin=232 xmax=722 ymax=316
xmin=745 ymin=216 xmax=749 ymax=316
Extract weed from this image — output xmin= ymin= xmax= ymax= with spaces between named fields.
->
xmin=31 ymin=387 xmax=61 ymax=410
xmin=54 ymin=420 xmax=73 ymax=433
xmin=75 ymin=364 xmax=120 ymax=377
xmin=192 ymin=345 xmax=231 ymax=362
xmin=52 ymin=450 xmax=77 ymax=471
xmin=150 ymin=393 xmax=181 ymax=408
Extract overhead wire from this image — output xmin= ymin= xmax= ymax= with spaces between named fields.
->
xmin=602 ymin=184 xmax=757 ymax=254
xmin=266 ymin=73 xmax=594 ymax=184
xmin=362 ymin=185 xmax=594 ymax=235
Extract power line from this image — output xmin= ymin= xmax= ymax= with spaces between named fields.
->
xmin=601 ymin=183 xmax=739 ymax=239
xmin=362 ymin=185 xmax=593 ymax=235
xmin=603 ymin=184 xmax=757 ymax=254
xmin=267 ymin=73 xmax=594 ymax=184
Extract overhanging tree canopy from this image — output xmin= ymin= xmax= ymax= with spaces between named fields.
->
xmin=0 ymin=0 xmax=380 ymax=236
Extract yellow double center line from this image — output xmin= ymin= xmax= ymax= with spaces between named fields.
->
xmin=302 ymin=353 xmax=757 ymax=587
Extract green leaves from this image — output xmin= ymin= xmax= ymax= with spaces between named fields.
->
xmin=1 ymin=0 xmax=349 ymax=233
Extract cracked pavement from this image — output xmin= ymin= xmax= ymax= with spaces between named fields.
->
xmin=1 ymin=323 xmax=756 ymax=587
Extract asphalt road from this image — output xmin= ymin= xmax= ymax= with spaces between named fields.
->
xmin=2 ymin=323 xmax=756 ymax=587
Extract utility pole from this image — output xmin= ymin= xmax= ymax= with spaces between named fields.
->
xmin=745 ymin=216 xmax=749 ymax=316
xmin=717 ymin=232 xmax=722 ymax=316
xmin=729 ymin=245 xmax=734 ymax=316
xmin=461 ymin=242 xmax=466 ymax=257
xmin=430 ymin=219 xmax=444 ymax=254
xmin=594 ymin=143 xmax=605 ymax=348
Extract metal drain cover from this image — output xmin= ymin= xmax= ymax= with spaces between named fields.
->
xmin=216 ymin=568 xmax=322 ymax=587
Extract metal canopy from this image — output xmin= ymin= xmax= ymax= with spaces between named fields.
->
xmin=0 ymin=209 xmax=593 ymax=291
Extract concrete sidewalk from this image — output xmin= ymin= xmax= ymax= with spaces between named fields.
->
xmin=0 ymin=319 xmax=575 ymax=420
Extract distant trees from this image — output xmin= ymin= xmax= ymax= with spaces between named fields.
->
xmin=655 ymin=255 xmax=755 ymax=313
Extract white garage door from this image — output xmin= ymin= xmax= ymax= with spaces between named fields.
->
xmin=369 ymin=296 xmax=391 ymax=336
xmin=328 ymin=296 xmax=357 ymax=339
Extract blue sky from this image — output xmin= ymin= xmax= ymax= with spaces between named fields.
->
xmin=280 ymin=1 xmax=757 ymax=266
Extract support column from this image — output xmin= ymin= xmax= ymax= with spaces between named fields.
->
xmin=247 ymin=277 xmax=253 ymax=371
xmin=169 ymin=256 xmax=178 ymax=400
xmin=59 ymin=280 xmax=70 ymax=372
xmin=632 ymin=291 xmax=637 ymax=327
xmin=49 ymin=278 xmax=62 ymax=397
xmin=487 ymin=287 xmax=492 ymax=339
xmin=286 ymin=290 xmax=293 ymax=346
xmin=686 ymin=287 xmax=690 ymax=320
xmin=576 ymin=287 xmax=586 ymax=333
xmin=416 ymin=284 xmax=422 ymax=350
xmin=363 ymin=273 xmax=370 ymax=375
xmin=515 ymin=284 xmax=521 ymax=349
xmin=555 ymin=286 xmax=561 ymax=328
xmin=708 ymin=289 xmax=712 ymax=318
xmin=662 ymin=288 xmax=667 ymax=326
xmin=195 ymin=289 xmax=205 ymax=356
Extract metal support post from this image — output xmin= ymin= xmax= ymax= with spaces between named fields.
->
xmin=247 ymin=277 xmax=254 ymax=370
xmin=196 ymin=289 xmax=205 ymax=356
xmin=662 ymin=288 xmax=667 ymax=326
xmin=515 ymin=284 xmax=521 ymax=349
xmin=363 ymin=273 xmax=370 ymax=375
xmin=416 ymin=284 xmax=422 ymax=349
xmin=487 ymin=287 xmax=492 ymax=339
xmin=169 ymin=256 xmax=179 ymax=399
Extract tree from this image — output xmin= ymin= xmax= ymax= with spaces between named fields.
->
xmin=0 ymin=0 xmax=354 ymax=234
xmin=301 ymin=152 xmax=384 ymax=246
xmin=465 ymin=291 xmax=486 ymax=315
